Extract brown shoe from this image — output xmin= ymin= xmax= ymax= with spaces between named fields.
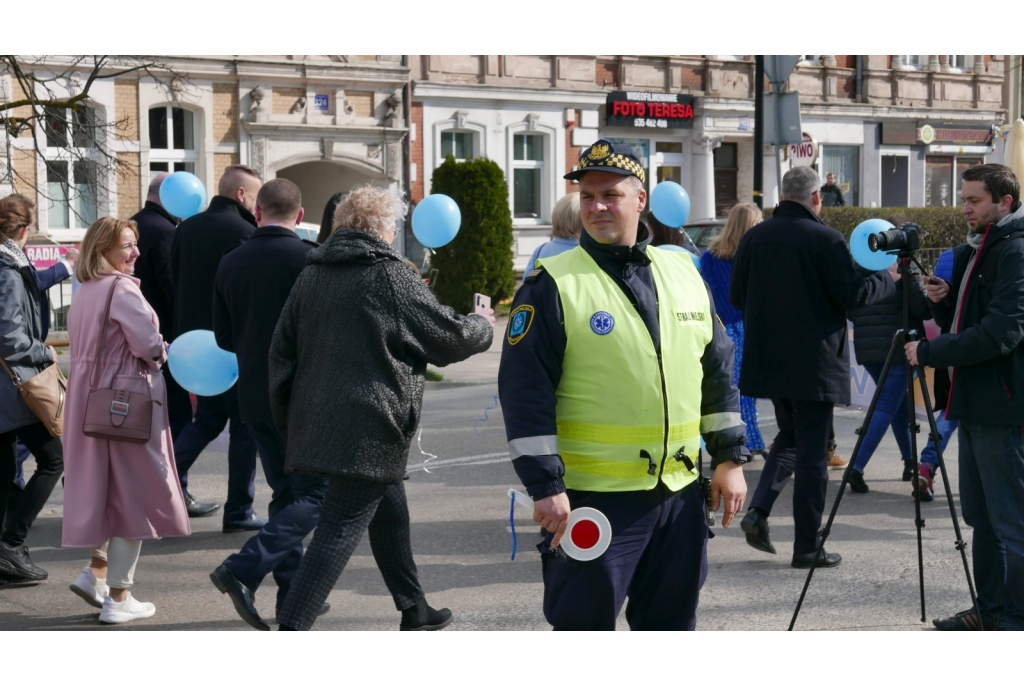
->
xmin=827 ymin=446 xmax=848 ymax=470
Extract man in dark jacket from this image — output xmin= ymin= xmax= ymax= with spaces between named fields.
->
xmin=130 ymin=173 xmax=191 ymax=441
xmin=170 ymin=164 xmax=265 ymax=530
xmin=820 ymin=173 xmax=845 ymax=207
xmin=208 ymin=179 xmax=326 ymax=630
xmin=906 ymin=164 xmax=1024 ymax=631
xmin=731 ymin=166 xmax=896 ymax=568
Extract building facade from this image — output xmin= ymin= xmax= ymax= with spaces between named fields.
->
xmin=409 ymin=55 xmax=1014 ymax=270
xmin=1 ymin=55 xmax=410 ymax=251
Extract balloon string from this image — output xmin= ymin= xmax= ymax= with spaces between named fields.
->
xmin=474 ymin=395 xmax=500 ymax=436
xmin=418 ymin=428 xmax=439 ymax=474
xmin=510 ymin=491 xmax=517 ymax=561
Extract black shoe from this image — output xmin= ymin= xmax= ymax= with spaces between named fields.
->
xmin=791 ymin=548 xmax=842 ymax=568
xmin=932 ymin=607 xmax=998 ymax=631
xmin=0 ymin=542 xmax=47 ymax=581
xmin=185 ymin=493 xmax=220 ymax=518
xmin=222 ymin=513 xmax=268 ymax=533
xmin=740 ymin=509 xmax=777 ymax=554
xmin=400 ymin=599 xmax=454 ymax=631
xmin=902 ymin=461 xmax=916 ymax=482
xmin=210 ymin=564 xmax=269 ymax=631
xmin=849 ymin=470 xmax=869 ymax=494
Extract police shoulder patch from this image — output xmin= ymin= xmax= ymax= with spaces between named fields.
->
xmin=507 ymin=305 xmax=535 ymax=345
xmin=524 ymin=268 xmax=545 ymax=283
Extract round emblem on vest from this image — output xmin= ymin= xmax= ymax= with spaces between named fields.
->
xmin=590 ymin=311 xmax=615 ymax=335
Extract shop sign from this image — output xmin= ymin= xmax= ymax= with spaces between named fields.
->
xmin=25 ymin=244 xmax=69 ymax=269
xmin=917 ymin=124 xmax=992 ymax=145
xmin=788 ymin=132 xmax=818 ymax=166
xmin=606 ymin=91 xmax=695 ymax=130
xmin=926 ymin=144 xmax=992 ymax=154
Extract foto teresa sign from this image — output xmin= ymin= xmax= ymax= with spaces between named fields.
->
xmin=606 ymin=91 xmax=695 ymax=130
xmin=789 ymin=132 xmax=818 ymax=167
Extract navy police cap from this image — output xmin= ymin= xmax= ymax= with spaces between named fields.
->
xmin=564 ymin=139 xmax=646 ymax=184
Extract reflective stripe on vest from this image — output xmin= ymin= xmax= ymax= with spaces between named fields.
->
xmin=539 ymin=245 xmax=712 ymax=493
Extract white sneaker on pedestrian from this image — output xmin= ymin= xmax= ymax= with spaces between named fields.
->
xmin=98 ymin=592 xmax=156 ymax=624
xmin=69 ymin=568 xmax=109 ymax=608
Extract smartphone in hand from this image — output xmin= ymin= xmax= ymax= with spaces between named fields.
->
xmin=473 ymin=293 xmax=491 ymax=316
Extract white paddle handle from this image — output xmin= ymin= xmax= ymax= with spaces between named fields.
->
xmin=508 ymin=488 xmax=534 ymax=512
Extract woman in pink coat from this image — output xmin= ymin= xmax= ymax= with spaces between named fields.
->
xmin=63 ymin=217 xmax=190 ymax=624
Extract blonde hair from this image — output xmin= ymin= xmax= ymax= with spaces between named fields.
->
xmin=709 ymin=203 xmax=762 ymax=260
xmin=550 ymin=192 xmax=581 ymax=239
xmin=333 ymin=185 xmax=409 ymax=240
xmin=77 ymin=217 xmax=138 ymax=282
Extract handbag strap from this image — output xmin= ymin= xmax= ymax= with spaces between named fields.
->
xmin=88 ymin=276 xmax=122 ymax=393
xmin=0 ymin=354 xmax=20 ymax=385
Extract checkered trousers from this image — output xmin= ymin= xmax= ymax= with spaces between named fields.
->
xmin=276 ymin=477 xmax=425 ymax=630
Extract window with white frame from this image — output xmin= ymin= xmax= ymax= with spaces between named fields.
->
xmin=148 ymin=105 xmax=198 ymax=181
xmin=512 ymin=133 xmax=544 ymax=219
xmin=898 ymin=55 xmax=924 ymax=69
xmin=947 ymin=55 xmax=974 ymax=72
xmin=440 ymin=130 xmax=473 ymax=161
xmin=42 ymin=105 xmax=99 ymax=230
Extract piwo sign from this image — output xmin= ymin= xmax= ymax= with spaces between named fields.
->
xmin=788 ymin=132 xmax=818 ymax=167
xmin=606 ymin=91 xmax=695 ymax=130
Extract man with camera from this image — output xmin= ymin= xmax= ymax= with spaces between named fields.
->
xmin=731 ymin=166 xmax=897 ymax=569
xmin=905 ymin=164 xmax=1024 ymax=631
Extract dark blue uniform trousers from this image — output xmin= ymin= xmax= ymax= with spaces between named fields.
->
xmin=540 ymin=480 xmax=708 ymax=631
xmin=173 ymin=388 xmax=257 ymax=521
xmin=222 ymin=420 xmax=327 ymax=613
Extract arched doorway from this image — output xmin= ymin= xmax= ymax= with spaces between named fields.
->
xmin=275 ymin=161 xmax=389 ymax=231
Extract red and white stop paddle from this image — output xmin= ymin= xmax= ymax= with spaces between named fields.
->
xmin=508 ymin=488 xmax=612 ymax=561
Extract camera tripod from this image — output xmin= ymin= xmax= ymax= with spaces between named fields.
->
xmin=788 ymin=253 xmax=982 ymax=630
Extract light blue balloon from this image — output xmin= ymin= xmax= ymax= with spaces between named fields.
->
xmin=413 ymin=194 xmax=461 ymax=248
xmin=167 ymin=330 xmax=238 ymax=396
xmin=850 ymin=219 xmax=898 ymax=271
xmin=159 ymin=171 xmax=207 ymax=219
xmin=650 ymin=181 xmax=691 ymax=228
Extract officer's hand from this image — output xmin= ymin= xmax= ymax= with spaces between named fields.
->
xmin=710 ymin=461 xmax=746 ymax=529
xmin=924 ymin=275 xmax=949 ymax=303
xmin=534 ymin=492 xmax=571 ymax=549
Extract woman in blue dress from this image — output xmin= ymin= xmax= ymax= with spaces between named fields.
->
xmin=699 ymin=203 xmax=766 ymax=455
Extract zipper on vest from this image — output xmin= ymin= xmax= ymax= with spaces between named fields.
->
xmin=655 ymin=350 xmax=670 ymax=480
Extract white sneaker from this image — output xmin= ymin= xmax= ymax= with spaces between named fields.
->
xmin=98 ymin=592 xmax=156 ymax=624
xmin=69 ymin=568 xmax=109 ymax=608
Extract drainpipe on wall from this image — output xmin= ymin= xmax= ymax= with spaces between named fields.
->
xmin=402 ymin=55 xmax=412 ymax=258
xmin=855 ymin=55 xmax=863 ymax=103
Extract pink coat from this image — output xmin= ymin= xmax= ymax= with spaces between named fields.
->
xmin=62 ymin=273 xmax=190 ymax=548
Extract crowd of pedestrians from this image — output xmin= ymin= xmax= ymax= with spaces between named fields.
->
xmin=0 ymin=157 xmax=1021 ymax=633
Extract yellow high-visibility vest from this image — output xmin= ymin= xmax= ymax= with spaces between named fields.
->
xmin=538 ymin=245 xmax=712 ymax=492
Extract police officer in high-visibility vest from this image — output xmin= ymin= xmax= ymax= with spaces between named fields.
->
xmin=498 ymin=140 xmax=750 ymax=630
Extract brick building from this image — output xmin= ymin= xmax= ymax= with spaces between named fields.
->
xmin=409 ymin=55 xmax=1016 ymax=270
xmin=1 ymin=55 xmax=410 ymax=250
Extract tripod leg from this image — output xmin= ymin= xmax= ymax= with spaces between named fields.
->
xmin=913 ymin=363 xmax=983 ymax=630
xmin=789 ymin=332 xmax=903 ymax=630
xmin=904 ymin=356 xmax=927 ymax=622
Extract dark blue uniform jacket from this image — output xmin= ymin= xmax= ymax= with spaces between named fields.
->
xmin=498 ymin=223 xmax=750 ymax=501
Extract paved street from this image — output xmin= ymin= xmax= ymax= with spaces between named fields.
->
xmin=2 ymin=322 xmax=977 ymax=630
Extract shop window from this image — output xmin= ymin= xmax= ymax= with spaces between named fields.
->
xmin=42 ymin=105 xmax=99 ymax=229
xmin=955 ymin=157 xmax=984 ymax=203
xmin=440 ymin=131 xmax=473 ymax=161
xmin=148 ymin=105 xmax=198 ymax=183
xmin=926 ymin=156 xmax=954 ymax=207
xmin=713 ymin=143 xmax=738 ymax=216
xmin=822 ymin=145 xmax=860 ymax=207
xmin=512 ymin=133 xmax=544 ymax=219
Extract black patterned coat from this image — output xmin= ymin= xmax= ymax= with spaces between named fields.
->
xmin=268 ymin=228 xmax=493 ymax=482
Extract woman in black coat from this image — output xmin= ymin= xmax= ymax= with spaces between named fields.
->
xmin=0 ymin=194 xmax=65 ymax=583
xmin=846 ymin=267 xmax=933 ymax=493
xmin=270 ymin=186 xmax=494 ymax=631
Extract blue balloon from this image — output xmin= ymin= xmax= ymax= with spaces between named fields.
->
xmin=159 ymin=171 xmax=207 ymax=219
xmin=650 ymin=181 xmax=691 ymax=228
xmin=850 ymin=219 xmax=898 ymax=271
xmin=413 ymin=194 xmax=461 ymax=248
xmin=167 ymin=330 xmax=238 ymax=396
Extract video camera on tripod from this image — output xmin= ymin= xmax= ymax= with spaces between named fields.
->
xmin=868 ymin=222 xmax=921 ymax=255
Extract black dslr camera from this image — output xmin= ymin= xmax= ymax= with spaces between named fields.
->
xmin=868 ymin=222 xmax=921 ymax=255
